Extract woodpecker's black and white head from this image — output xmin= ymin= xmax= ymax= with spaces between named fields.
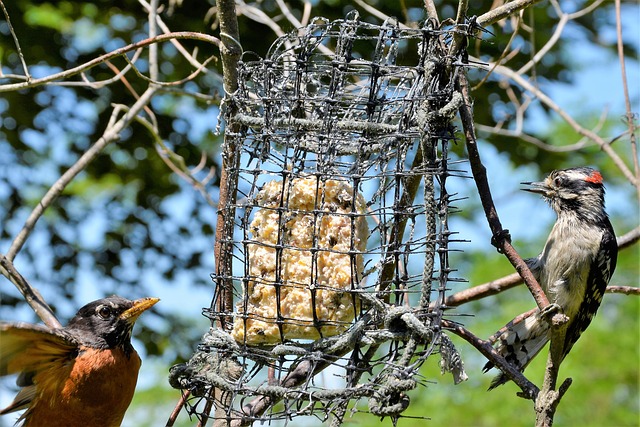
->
xmin=521 ymin=167 xmax=608 ymax=224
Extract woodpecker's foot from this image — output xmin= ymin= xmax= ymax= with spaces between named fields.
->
xmin=539 ymin=303 xmax=561 ymax=318
xmin=539 ymin=303 xmax=569 ymax=326
xmin=491 ymin=229 xmax=511 ymax=253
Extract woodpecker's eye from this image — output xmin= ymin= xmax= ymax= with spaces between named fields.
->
xmin=553 ymin=176 xmax=564 ymax=187
xmin=97 ymin=306 xmax=113 ymax=319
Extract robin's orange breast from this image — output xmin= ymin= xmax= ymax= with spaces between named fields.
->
xmin=22 ymin=346 xmax=141 ymax=427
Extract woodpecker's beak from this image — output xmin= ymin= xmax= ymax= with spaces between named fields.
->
xmin=521 ymin=181 xmax=549 ymax=195
xmin=119 ymin=297 xmax=159 ymax=324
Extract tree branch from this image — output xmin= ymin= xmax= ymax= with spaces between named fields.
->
xmin=485 ymin=62 xmax=637 ymax=186
xmin=6 ymin=87 xmax=159 ymax=261
xmin=442 ymin=226 xmax=640 ymax=307
xmin=442 ymin=320 xmax=539 ymax=399
xmin=456 ymin=71 xmax=551 ymax=312
xmin=614 ymin=0 xmax=640 ymax=202
xmin=0 ymin=254 xmax=61 ymax=329
xmin=0 ymin=32 xmax=220 ymax=92
xmin=476 ymin=0 xmax=544 ymax=28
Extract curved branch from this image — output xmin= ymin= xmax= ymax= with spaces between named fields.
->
xmin=0 ymin=255 xmax=61 ymax=329
xmin=486 ymin=62 xmax=637 ymax=186
xmin=7 ymin=87 xmax=159 ymax=261
xmin=0 ymin=32 xmax=220 ymax=92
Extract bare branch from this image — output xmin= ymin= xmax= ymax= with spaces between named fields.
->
xmin=618 ymin=226 xmax=640 ymax=249
xmin=0 ymin=0 xmax=30 ymax=80
xmin=7 ymin=86 xmax=159 ymax=261
xmin=614 ymin=0 xmax=640 ymax=202
xmin=485 ymin=62 xmax=637 ymax=186
xmin=353 ymin=0 xmax=412 ymax=28
xmin=0 ymin=32 xmax=220 ymax=92
xmin=607 ymin=286 xmax=640 ymax=295
xmin=476 ymin=0 xmax=544 ymax=28
xmin=0 ymin=254 xmax=61 ymax=329
xmin=442 ymin=320 xmax=539 ymax=399
xmin=457 ymin=71 xmax=551 ymax=311
xmin=138 ymin=0 xmax=215 ymax=73
xmin=444 ymin=272 xmax=522 ymax=307
xmin=423 ymin=0 xmax=440 ymax=23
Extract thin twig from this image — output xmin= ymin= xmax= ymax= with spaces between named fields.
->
xmin=138 ymin=0 xmax=214 ymax=74
xmin=353 ymin=0 xmax=411 ymax=28
xmin=132 ymin=113 xmax=217 ymax=207
xmin=0 ymin=0 xmax=30 ymax=80
xmin=442 ymin=319 xmax=539 ymax=399
xmin=7 ymin=87 xmax=159 ymax=261
xmin=614 ymin=0 xmax=640 ymax=202
xmin=0 ymin=254 xmax=61 ymax=329
xmin=0 ymin=32 xmax=220 ymax=92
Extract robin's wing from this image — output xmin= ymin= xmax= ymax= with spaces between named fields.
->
xmin=0 ymin=322 xmax=79 ymax=376
xmin=0 ymin=322 xmax=79 ymax=415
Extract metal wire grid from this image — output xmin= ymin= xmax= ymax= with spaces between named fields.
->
xmin=170 ymin=12 xmax=468 ymax=425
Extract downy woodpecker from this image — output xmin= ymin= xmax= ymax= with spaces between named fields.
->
xmin=484 ymin=167 xmax=618 ymax=389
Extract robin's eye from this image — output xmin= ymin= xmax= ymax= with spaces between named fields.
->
xmin=97 ymin=306 xmax=112 ymax=319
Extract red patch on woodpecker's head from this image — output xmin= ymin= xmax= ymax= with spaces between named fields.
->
xmin=585 ymin=170 xmax=603 ymax=184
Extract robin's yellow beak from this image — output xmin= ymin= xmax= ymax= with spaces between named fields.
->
xmin=120 ymin=297 xmax=159 ymax=324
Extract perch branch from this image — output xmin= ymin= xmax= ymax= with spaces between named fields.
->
xmin=535 ymin=322 xmax=572 ymax=427
xmin=456 ymin=71 xmax=551 ymax=312
xmin=442 ymin=226 xmax=640 ymax=307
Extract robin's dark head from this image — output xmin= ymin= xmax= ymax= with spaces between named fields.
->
xmin=65 ymin=296 xmax=159 ymax=350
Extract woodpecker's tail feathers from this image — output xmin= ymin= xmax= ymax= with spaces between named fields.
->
xmin=484 ymin=309 xmax=550 ymax=389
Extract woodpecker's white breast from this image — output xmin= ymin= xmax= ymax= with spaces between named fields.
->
xmin=535 ymin=215 xmax=604 ymax=321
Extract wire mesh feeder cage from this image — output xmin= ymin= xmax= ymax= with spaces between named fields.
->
xmin=171 ymin=12 xmax=470 ymax=426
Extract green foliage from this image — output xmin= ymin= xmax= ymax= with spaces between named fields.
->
xmin=345 ymin=243 xmax=639 ymax=426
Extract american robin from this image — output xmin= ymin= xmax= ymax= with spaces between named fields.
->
xmin=0 ymin=295 xmax=159 ymax=427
